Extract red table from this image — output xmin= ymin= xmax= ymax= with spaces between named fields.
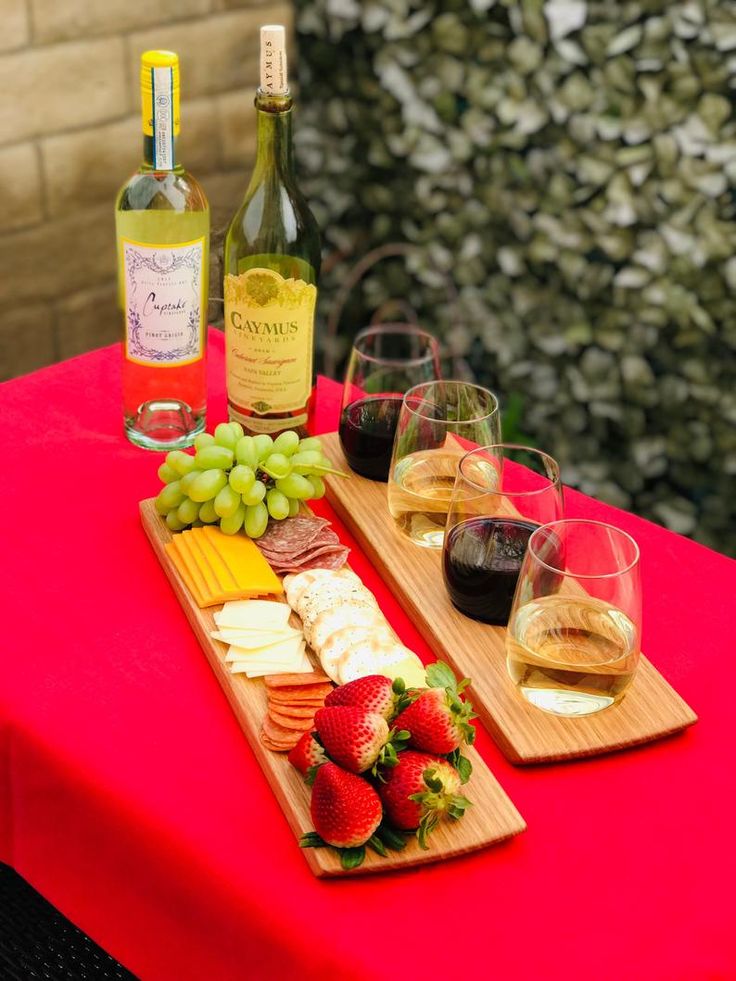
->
xmin=1 ymin=332 xmax=734 ymax=981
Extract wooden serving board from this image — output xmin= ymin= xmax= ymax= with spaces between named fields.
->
xmin=320 ymin=432 xmax=698 ymax=765
xmin=140 ymin=498 xmax=526 ymax=877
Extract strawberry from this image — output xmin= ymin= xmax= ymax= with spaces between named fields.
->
xmin=324 ymin=674 xmax=409 ymax=720
xmin=378 ymin=750 xmax=471 ymax=848
xmin=394 ymin=661 xmax=476 ymax=754
xmin=309 ymin=762 xmax=382 ymax=848
xmin=288 ymin=731 xmax=327 ymax=778
xmin=315 ymin=705 xmax=404 ymax=773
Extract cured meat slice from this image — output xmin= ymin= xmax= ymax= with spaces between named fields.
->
xmin=292 ymin=549 xmax=349 ymax=571
xmin=266 ymin=701 xmax=320 ymax=718
xmin=268 ymin=710 xmax=316 ymax=731
xmin=262 ymin=716 xmax=302 ymax=742
xmin=260 ymin=732 xmax=291 ymax=752
xmin=266 ymin=687 xmax=327 ymax=701
xmin=256 ymin=516 xmax=330 ymax=553
xmin=256 ymin=514 xmax=350 ymax=575
xmin=264 ymin=671 xmax=331 ymax=688
xmin=268 ymin=545 xmax=350 ymax=574
xmin=259 ymin=527 xmax=340 ymax=556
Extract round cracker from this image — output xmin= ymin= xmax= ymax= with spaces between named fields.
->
xmin=286 ymin=567 xmax=360 ymax=610
xmin=319 ymin=624 xmax=397 ymax=679
xmin=296 ymin=576 xmax=372 ymax=622
xmin=310 ymin=604 xmax=390 ymax=653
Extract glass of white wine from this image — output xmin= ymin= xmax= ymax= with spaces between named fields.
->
xmin=387 ymin=380 xmax=501 ymax=548
xmin=506 ymin=519 xmax=642 ymax=717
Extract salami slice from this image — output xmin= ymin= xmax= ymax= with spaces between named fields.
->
xmin=261 ymin=720 xmax=300 ymax=748
xmin=269 ymin=544 xmax=350 ymax=572
xmin=264 ymin=672 xmax=331 ymax=688
xmin=257 ymin=516 xmax=330 ymax=554
xmin=268 ymin=530 xmax=344 ymax=556
xmin=268 ymin=710 xmax=316 ymax=731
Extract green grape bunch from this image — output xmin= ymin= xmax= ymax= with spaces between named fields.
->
xmin=153 ymin=424 xmax=347 ymax=538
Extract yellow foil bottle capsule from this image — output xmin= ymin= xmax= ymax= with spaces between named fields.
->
xmin=140 ymin=49 xmax=180 ymax=171
xmin=115 ymin=50 xmax=211 ymax=451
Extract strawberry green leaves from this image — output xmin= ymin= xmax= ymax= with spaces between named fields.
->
xmin=426 ymin=660 xmax=463 ymax=692
xmin=448 ymin=747 xmax=473 ymax=785
xmin=409 ymin=766 xmax=472 ymax=850
xmin=300 ymin=823 xmax=409 ymax=869
xmin=292 ymin=662 xmax=478 ymax=865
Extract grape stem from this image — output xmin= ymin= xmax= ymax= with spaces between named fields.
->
xmin=306 ymin=465 xmax=351 ymax=478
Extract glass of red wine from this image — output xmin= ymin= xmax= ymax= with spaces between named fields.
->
xmin=442 ymin=444 xmax=563 ymax=626
xmin=338 ymin=324 xmax=441 ymax=481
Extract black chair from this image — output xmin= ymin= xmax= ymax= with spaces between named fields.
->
xmin=0 ymin=864 xmax=136 ymax=980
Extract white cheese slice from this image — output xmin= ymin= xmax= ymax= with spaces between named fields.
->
xmin=243 ymin=651 xmax=314 ymax=677
xmin=214 ymin=600 xmax=291 ymax=630
xmin=211 ymin=627 xmax=301 ymax=649
xmin=229 ymin=660 xmax=303 ymax=675
xmin=227 ymin=647 xmax=307 ymax=674
xmin=225 ymin=636 xmax=305 ymax=663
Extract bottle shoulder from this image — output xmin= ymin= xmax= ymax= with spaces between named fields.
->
xmin=225 ymin=177 xmax=320 ymax=269
xmin=116 ymin=168 xmax=209 ymax=213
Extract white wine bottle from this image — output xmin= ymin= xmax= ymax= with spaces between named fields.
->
xmin=224 ymin=25 xmax=321 ymax=436
xmin=116 ymin=50 xmax=210 ymax=450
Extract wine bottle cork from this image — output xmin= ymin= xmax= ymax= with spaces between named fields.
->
xmin=260 ymin=25 xmax=288 ymax=95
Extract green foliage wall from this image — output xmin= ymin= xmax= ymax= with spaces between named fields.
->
xmin=295 ymin=0 xmax=736 ymax=554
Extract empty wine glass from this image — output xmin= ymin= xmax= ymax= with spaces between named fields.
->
xmin=338 ymin=324 xmax=441 ymax=481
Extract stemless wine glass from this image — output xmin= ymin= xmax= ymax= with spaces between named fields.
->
xmin=338 ymin=324 xmax=441 ymax=481
xmin=442 ymin=445 xmax=563 ymax=626
xmin=506 ymin=519 xmax=642 ymax=717
xmin=387 ymin=380 xmax=501 ymax=548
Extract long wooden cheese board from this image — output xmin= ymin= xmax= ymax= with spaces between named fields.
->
xmin=140 ymin=498 xmax=526 ymax=877
xmin=320 ymin=432 xmax=698 ymax=765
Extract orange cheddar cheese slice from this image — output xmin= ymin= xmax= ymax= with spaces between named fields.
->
xmin=170 ymin=534 xmax=220 ymax=606
xmin=181 ymin=530 xmax=227 ymax=599
xmin=165 ymin=541 xmax=207 ymax=607
xmin=202 ymin=527 xmax=282 ymax=596
xmin=186 ymin=528 xmax=240 ymax=594
xmin=177 ymin=532 xmax=260 ymax=606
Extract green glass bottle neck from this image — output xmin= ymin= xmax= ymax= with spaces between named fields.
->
xmin=142 ymin=134 xmax=181 ymax=172
xmin=252 ymin=92 xmax=294 ymax=179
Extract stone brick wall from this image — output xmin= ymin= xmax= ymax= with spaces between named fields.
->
xmin=0 ymin=0 xmax=290 ymax=381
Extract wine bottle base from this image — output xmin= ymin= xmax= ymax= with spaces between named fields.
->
xmin=124 ymin=399 xmax=205 ymax=451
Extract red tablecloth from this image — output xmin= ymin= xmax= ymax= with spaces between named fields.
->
xmin=1 ymin=331 xmax=734 ymax=981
